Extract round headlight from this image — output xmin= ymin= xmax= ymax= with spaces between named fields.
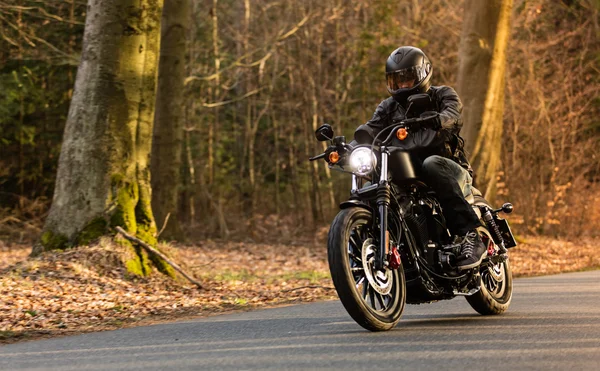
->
xmin=349 ymin=147 xmax=377 ymax=176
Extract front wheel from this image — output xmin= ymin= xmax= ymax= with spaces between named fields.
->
xmin=327 ymin=207 xmax=406 ymax=331
xmin=466 ymin=196 xmax=513 ymax=315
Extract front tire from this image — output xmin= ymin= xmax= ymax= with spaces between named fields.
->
xmin=466 ymin=196 xmax=513 ymax=315
xmin=328 ymin=207 xmax=406 ymax=331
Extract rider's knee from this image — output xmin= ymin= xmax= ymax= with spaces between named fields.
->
xmin=422 ymin=155 xmax=446 ymax=174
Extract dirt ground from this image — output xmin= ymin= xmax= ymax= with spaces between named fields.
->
xmin=1 ymin=234 xmax=598 ymax=344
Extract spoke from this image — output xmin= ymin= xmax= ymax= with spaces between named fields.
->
xmin=356 ymin=226 xmax=367 ymax=241
xmin=361 ymin=226 xmax=369 ymax=241
xmin=369 ymin=287 xmax=377 ymax=310
xmin=375 ymin=292 xmax=386 ymax=310
xmin=383 ymin=293 xmax=392 ymax=309
xmin=348 ymin=251 xmax=362 ymax=264
xmin=351 ymin=267 xmax=364 ymax=272
xmin=363 ymin=281 xmax=370 ymax=301
xmin=355 ymin=276 xmax=365 ymax=288
xmin=352 ymin=269 xmax=365 ymax=281
xmin=349 ymin=234 xmax=362 ymax=250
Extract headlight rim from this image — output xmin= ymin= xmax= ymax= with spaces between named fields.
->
xmin=349 ymin=147 xmax=377 ymax=176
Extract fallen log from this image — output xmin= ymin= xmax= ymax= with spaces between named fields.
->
xmin=115 ymin=226 xmax=203 ymax=289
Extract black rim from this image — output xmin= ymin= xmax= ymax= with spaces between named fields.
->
xmin=347 ymin=222 xmax=397 ymax=313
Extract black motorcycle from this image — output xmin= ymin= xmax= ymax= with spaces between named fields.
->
xmin=310 ymin=94 xmax=517 ymax=331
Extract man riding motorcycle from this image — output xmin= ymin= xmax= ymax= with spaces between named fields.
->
xmin=353 ymin=46 xmax=486 ymax=270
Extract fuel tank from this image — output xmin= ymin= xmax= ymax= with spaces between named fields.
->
xmin=388 ymin=149 xmax=421 ymax=184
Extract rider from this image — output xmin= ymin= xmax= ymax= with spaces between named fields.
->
xmin=354 ymin=46 xmax=486 ymax=271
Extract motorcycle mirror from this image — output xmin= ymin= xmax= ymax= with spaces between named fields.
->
xmin=406 ymin=93 xmax=433 ymax=117
xmin=315 ymin=124 xmax=334 ymax=142
xmin=501 ymin=203 xmax=514 ymax=214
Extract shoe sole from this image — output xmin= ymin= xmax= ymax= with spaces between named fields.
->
xmin=457 ymin=253 xmax=486 ymax=271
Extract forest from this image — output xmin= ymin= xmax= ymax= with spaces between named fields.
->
xmin=0 ymin=0 xmax=599 ymax=341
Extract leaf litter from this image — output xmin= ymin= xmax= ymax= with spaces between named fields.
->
xmin=0 ymin=235 xmax=598 ymax=344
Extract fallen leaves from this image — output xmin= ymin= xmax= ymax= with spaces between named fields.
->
xmin=0 ymin=235 xmax=598 ymax=344
xmin=0 ymin=237 xmax=336 ymax=343
xmin=509 ymin=236 xmax=600 ymax=277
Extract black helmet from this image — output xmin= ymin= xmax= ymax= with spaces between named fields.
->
xmin=385 ymin=46 xmax=432 ymax=105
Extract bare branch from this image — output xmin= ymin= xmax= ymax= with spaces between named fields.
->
xmin=277 ymin=13 xmax=311 ymax=41
xmin=201 ymin=88 xmax=263 ymax=108
xmin=115 ymin=227 xmax=204 ymax=289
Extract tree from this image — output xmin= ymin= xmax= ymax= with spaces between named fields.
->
xmin=35 ymin=0 xmax=171 ymax=276
xmin=151 ymin=0 xmax=191 ymax=241
xmin=456 ymin=0 xmax=513 ymax=200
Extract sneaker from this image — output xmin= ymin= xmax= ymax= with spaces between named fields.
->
xmin=456 ymin=230 xmax=486 ymax=271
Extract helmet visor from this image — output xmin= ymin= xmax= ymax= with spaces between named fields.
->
xmin=386 ymin=65 xmax=427 ymax=91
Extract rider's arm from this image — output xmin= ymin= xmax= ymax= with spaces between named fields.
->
xmin=435 ymin=86 xmax=463 ymax=134
xmin=354 ymin=99 xmax=392 ymax=144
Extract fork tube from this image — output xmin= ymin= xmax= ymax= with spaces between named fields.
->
xmin=351 ymin=174 xmax=358 ymax=192
xmin=377 ymin=149 xmax=390 ymax=269
xmin=380 ymin=150 xmax=389 ymax=182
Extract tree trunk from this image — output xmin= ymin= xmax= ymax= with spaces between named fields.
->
xmin=35 ymin=0 xmax=171 ymax=277
xmin=456 ymin=0 xmax=501 ymax=154
xmin=456 ymin=0 xmax=513 ymax=202
xmin=471 ymin=0 xmax=513 ymax=202
xmin=151 ymin=0 xmax=191 ymax=241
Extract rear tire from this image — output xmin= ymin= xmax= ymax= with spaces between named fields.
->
xmin=328 ymin=207 xmax=406 ymax=331
xmin=466 ymin=196 xmax=513 ymax=315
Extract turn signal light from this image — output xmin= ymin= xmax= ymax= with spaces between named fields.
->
xmin=329 ymin=151 xmax=340 ymax=163
xmin=397 ymin=128 xmax=408 ymax=140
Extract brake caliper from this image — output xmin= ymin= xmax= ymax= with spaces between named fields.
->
xmin=388 ymin=245 xmax=401 ymax=270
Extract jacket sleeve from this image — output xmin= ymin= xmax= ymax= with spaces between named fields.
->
xmin=354 ymin=100 xmax=390 ymax=144
xmin=435 ymin=86 xmax=463 ymax=135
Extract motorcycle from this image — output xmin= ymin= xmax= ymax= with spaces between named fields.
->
xmin=310 ymin=93 xmax=517 ymax=331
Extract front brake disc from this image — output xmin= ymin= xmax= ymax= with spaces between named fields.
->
xmin=361 ymin=238 xmax=393 ymax=295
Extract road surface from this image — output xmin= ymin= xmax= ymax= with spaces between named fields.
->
xmin=1 ymin=270 xmax=599 ymax=370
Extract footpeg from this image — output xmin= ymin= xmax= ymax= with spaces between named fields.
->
xmin=490 ymin=253 xmax=508 ymax=264
xmin=453 ymin=287 xmax=481 ymax=296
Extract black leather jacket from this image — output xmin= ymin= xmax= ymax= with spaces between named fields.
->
xmin=354 ymin=85 xmax=472 ymax=174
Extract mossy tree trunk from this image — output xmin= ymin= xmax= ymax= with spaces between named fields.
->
xmin=35 ymin=0 xmax=172 ymax=277
xmin=151 ymin=0 xmax=191 ymax=241
xmin=456 ymin=0 xmax=500 ymax=154
xmin=456 ymin=0 xmax=513 ymax=202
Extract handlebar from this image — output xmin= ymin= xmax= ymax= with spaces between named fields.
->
xmin=381 ymin=124 xmax=403 ymax=145
xmin=379 ymin=116 xmax=429 ymax=146
xmin=309 ymin=153 xmax=327 ymax=161
xmin=310 ymin=114 xmax=435 ymax=160
xmin=309 ymin=142 xmax=352 ymax=163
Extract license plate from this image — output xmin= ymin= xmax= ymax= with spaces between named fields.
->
xmin=496 ymin=218 xmax=517 ymax=248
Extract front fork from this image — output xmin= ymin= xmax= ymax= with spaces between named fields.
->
xmin=376 ymin=148 xmax=390 ymax=270
xmin=349 ymin=148 xmax=391 ymax=270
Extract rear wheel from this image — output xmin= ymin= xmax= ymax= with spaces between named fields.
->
xmin=328 ymin=207 xmax=406 ymax=331
xmin=466 ymin=196 xmax=513 ymax=315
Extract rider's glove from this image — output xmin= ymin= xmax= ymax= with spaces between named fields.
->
xmin=402 ymin=117 xmax=420 ymax=130
xmin=420 ymin=111 xmax=441 ymax=130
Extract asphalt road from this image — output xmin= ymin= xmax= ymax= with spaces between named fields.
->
xmin=1 ymin=270 xmax=599 ymax=370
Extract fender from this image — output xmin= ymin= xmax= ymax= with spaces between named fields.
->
xmin=339 ymin=199 xmax=373 ymax=213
